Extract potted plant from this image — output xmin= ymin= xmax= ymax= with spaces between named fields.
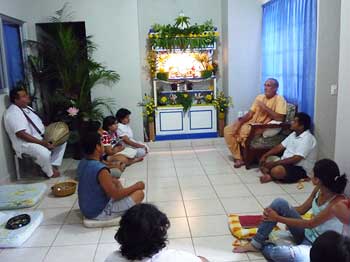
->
xmin=213 ymin=91 xmax=233 ymax=137
xmin=138 ymin=94 xmax=156 ymax=141
xmin=176 ymin=92 xmax=192 ymax=113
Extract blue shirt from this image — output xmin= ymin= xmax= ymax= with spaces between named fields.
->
xmin=77 ymin=159 xmax=110 ymax=219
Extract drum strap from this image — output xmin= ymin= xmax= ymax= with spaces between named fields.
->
xmin=17 ymin=105 xmax=44 ymax=138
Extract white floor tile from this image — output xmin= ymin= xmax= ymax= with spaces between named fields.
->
xmin=246 ymin=183 xmax=285 ymax=196
xmin=182 ymin=186 xmax=217 ymax=200
xmin=41 ymin=208 xmax=70 ymax=225
xmin=0 ymin=247 xmax=49 ymax=262
xmin=168 ymin=217 xmax=191 ymax=238
xmin=152 ymin=201 xmax=186 ymax=218
xmin=53 ymin=224 xmax=101 ymax=246
xmin=176 ymin=167 xmax=206 ymax=176
xmin=38 ymin=193 xmax=77 ymax=209
xmin=204 ymin=165 xmax=235 ymax=175
xmin=256 ymin=194 xmax=298 ymax=208
xmin=174 ymin=160 xmax=202 ymax=168
xmin=178 ymin=175 xmax=211 ymax=188
xmin=184 ymin=199 xmax=226 ymax=217
xmin=247 ymin=251 xmax=267 ymax=261
xmin=167 ymin=238 xmax=195 ymax=254
xmin=188 ymin=215 xmax=230 ymax=237
xmin=290 ymin=193 xmax=311 ymax=205
xmin=22 ymin=225 xmax=61 ymax=247
xmin=64 ymin=208 xmax=83 ymax=224
xmin=99 ymin=227 xmax=119 ymax=244
xmin=208 ymin=174 xmax=242 ymax=185
xmin=213 ymin=184 xmax=252 ymax=198
xmin=94 ymin=243 xmax=119 ymax=262
xmin=148 ymin=168 xmax=177 ymax=178
xmin=147 ymin=187 xmax=182 ymax=202
xmin=221 ymin=196 xmax=263 ymax=214
xmin=280 ymin=182 xmax=315 ymax=194
xmin=193 ymin=235 xmax=249 ymax=262
xmin=147 ymin=176 xmax=179 ymax=189
xmin=44 ymin=244 xmax=97 ymax=262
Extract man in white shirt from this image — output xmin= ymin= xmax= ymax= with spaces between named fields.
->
xmin=4 ymin=87 xmax=66 ymax=178
xmin=259 ymin=112 xmax=317 ymax=183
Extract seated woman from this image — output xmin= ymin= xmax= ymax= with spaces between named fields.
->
xmin=331 ymin=197 xmax=350 ymax=234
xmin=105 ymin=203 xmax=208 ymax=262
xmin=234 ymin=159 xmax=347 ymax=262
xmin=77 ymin=132 xmax=145 ymax=220
xmin=116 ymin=108 xmax=149 ymax=158
xmin=101 ymin=116 xmax=144 ymax=167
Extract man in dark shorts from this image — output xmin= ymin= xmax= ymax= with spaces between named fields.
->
xmin=259 ymin=112 xmax=317 ymax=183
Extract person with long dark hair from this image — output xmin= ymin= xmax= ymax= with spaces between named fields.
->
xmin=105 ymin=203 xmax=208 ymax=262
xmin=234 ymin=159 xmax=347 ymax=262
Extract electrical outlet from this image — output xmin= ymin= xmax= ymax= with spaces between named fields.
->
xmin=238 ymin=111 xmax=243 ymax=117
xmin=330 ymin=84 xmax=338 ymax=96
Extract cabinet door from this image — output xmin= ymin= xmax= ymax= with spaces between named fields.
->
xmin=188 ymin=106 xmax=217 ymax=133
xmin=155 ymin=108 xmax=185 ymax=135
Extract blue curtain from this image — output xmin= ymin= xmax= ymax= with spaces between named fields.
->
xmin=3 ymin=23 xmax=24 ymax=89
xmin=261 ymin=0 xmax=317 ymax=118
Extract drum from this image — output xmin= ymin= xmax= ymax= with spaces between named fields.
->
xmin=44 ymin=122 xmax=70 ymax=147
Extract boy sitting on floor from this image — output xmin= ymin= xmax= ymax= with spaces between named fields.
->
xmin=78 ymin=132 xmax=145 ymax=220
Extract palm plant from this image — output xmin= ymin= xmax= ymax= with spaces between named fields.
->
xmin=25 ymin=4 xmax=119 ymax=123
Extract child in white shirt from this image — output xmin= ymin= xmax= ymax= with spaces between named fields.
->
xmin=116 ymin=108 xmax=149 ymax=158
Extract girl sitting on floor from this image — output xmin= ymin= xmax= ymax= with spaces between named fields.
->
xmin=101 ymin=116 xmax=144 ymax=168
xmin=116 ymin=108 xmax=149 ymax=158
xmin=234 ymin=159 xmax=347 ymax=262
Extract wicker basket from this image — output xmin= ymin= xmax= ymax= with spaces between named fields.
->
xmin=51 ymin=181 xmax=77 ymax=197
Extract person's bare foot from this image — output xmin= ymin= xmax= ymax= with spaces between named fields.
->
xmin=260 ymin=174 xmax=273 ymax=183
xmin=51 ymin=170 xmax=60 ymax=178
xmin=233 ymin=243 xmax=259 ymax=253
xmin=134 ymin=157 xmax=144 ymax=163
xmin=234 ymin=159 xmax=245 ymax=168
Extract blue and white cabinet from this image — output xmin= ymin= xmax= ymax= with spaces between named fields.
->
xmin=155 ymin=105 xmax=217 ymax=140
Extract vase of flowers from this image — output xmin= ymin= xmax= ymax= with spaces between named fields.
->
xmin=213 ymin=91 xmax=233 ymax=137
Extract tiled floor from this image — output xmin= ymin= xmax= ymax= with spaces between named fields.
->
xmin=0 ymin=138 xmax=314 ymax=262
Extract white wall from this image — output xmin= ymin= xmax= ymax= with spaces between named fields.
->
xmin=225 ymin=0 xmax=262 ymax=123
xmin=314 ymin=0 xmax=341 ymax=159
xmin=0 ymin=0 xmax=37 ymax=183
xmin=335 ymin=0 xmax=350 ymax=192
xmin=34 ymin=0 xmax=144 ymax=140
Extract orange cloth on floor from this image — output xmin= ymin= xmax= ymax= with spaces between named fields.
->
xmin=224 ymin=94 xmax=287 ymax=160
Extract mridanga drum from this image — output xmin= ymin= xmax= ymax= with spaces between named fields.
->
xmin=44 ymin=122 xmax=70 ymax=147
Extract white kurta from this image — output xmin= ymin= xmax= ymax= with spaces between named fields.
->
xmin=4 ymin=104 xmax=66 ymax=177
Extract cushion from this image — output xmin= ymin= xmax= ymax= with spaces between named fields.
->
xmin=229 ymin=211 xmax=312 ymax=242
xmin=83 ymin=216 xmax=121 ymax=228
xmin=0 ymin=210 xmax=43 ymax=247
xmin=0 ymin=183 xmax=47 ymax=210
xmin=285 ymin=103 xmax=297 ymax=123
xmin=228 ymin=214 xmax=279 ymax=240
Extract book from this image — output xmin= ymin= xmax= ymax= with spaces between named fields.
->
xmin=239 ymin=215 xmax=263 ymax=228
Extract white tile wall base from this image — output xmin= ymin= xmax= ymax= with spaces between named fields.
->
xmin=0 ymin=139 xmax=317 ymax=262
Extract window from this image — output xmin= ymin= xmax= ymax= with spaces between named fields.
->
xmin=0 ymin=14 xmax=25 ymax=92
